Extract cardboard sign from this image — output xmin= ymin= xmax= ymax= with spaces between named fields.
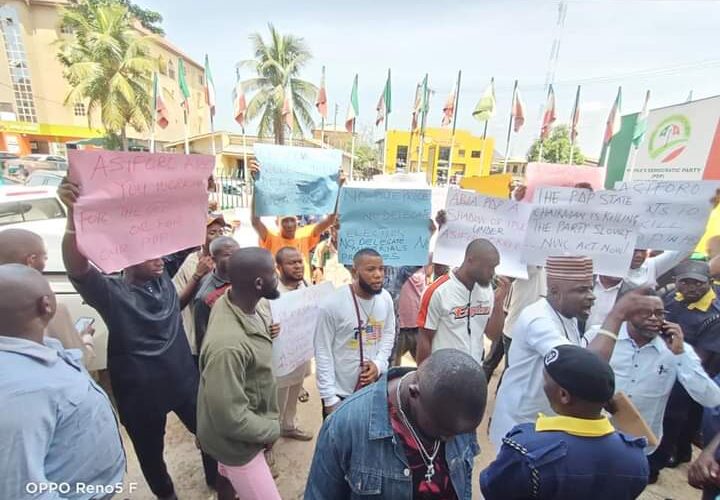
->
xmin=459 ymin=174 xmax=512 ymax=199
xmin=614 ymin=180 xmax=720 ymax=252
xmin=525 ymin=162 xmax=606 ymax=201
xmin=68 ymin=150 xmax=213 ymax=273
xmin=434 ymin=187 xmax=532 ymax=278
xmin=528 ymin=186 xmax=640 ymax=277
xmin=270 ymin=282 xmax=334 ymax=377
xmin=338 ymin=187 xmax=432 ymax=266
xmin=253 ymin=144 xmax=342 ymax=216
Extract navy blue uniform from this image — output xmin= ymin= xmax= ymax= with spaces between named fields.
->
xmin=481 ymin=417 xmax=649 ymax=500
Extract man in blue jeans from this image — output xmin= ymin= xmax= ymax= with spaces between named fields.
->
xmin=305 ymin=349 xmax=486 ymax=500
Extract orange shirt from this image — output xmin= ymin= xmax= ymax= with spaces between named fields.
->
xmin=260 ymin=224 xmax=321 ymax=279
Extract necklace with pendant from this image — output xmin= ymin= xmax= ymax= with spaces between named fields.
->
xmin=395 ymin=372 xmax=441 ymax=483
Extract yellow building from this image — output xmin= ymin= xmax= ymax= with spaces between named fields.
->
xmin=0 ymin=0 xmax=208 ymax=156
xmin=379 ymin=127 xmax=495 ymax=185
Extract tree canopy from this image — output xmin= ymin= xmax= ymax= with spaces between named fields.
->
xmin=527 ymin=125 xmax=586 ymax=164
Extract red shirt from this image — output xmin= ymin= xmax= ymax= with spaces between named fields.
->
xmin=388 ymin=395 xmax=458 ymax=500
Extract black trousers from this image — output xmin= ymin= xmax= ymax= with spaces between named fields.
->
xmin=650 ymin=382 xmax=704 ymax=474
xmin=120 ymin=391 xmax=217 ymax=497
xmin=482 ymin=334 xmax=513 ymax=381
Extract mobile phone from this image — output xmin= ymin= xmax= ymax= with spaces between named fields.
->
xmin=74 ymin=317 xmax=95 ymax=332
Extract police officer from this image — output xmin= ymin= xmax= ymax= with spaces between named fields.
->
xmin=480 ymin=344 xmax=649 ymax=500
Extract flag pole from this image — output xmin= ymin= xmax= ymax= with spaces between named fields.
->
xmin=184 ymin=109 xmax=189 ymax=154
xmin=569 ymin=85 xmax=580 ymax=165
xmin=418 ymin=73 xmax=429 ymax=175
xmin=150 ymin=73 xmax=157 ymax=154
xmin=210 ymin=114 xmax=216 ymax=156
xmin=383 ymin=68 xmax=390 ymax=175
xmin=503 ymin=80 xmax=518 ymax=173
xmin=447 ymin=70 xmax=461 ymax=184
xmin=478 ymin=120 xmax=489 ymax=175
xmin=350 ymin=130 xmax=356 ymax=181
xmin=537 ymin=88 xmax=548 ymax=162
xmin=320 ymin=66 xmax=326 ymax=147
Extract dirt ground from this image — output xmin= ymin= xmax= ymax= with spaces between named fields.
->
xmin=116 ymin=361 xmax=702 ymax=500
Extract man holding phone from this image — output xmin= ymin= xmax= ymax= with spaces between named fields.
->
xmin=585 ymin=291 xmax=720 ymax=483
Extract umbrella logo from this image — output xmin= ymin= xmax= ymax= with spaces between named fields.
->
xmin=648 ymin=114 xmax=691 ymax=163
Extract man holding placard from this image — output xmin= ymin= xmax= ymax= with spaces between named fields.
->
xmin=416 ymin=239 xmax=509 ymax=366
xmin=315 ymin=248 xmax=396 ymax=418
xmin=249 ymin=160 xmax=345 ymax=280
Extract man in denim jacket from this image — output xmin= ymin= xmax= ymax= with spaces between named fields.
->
xmin=305 ymin=349 xmax=486 ymax=500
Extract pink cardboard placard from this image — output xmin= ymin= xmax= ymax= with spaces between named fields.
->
xmin=68 ymin=150 xmax=214 ymax=273
xmin=525 ymin=162 xmax=606 ymax=201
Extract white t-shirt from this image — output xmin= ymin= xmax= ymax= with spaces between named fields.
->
xmin=625 ymin=251 xmax=683 ymax=289
xmin=503 ymin=266 xmax=546 ymax=339
xmin=585 ymin=277 xmax=623 ymax=332
xmin=489 ymin=298 xmax=581 ymax=449
xmin=417 ymin=270 xmax=494 ymax=364
xmin=314 ymin=285 xmax=396 ymax=406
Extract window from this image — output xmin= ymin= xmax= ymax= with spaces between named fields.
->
xmin=167 ymin=59 xmax=175 ymax=79
xmin=396 ymin=145 xmax=408 ymax=170
xmin=438 ymin=147 xmax=450 ymax=162
xmin=471 ymin=150 xmax=482 ymax=158
xmin=199 ymin=73 xmax=204 ymax=86
xmin=0 ymin=9 xmax=37 ymax=123
xmin=0 ymin=198 xmax=65 ymax=226
xmin=73 ymin=102 xmax=86 ymax=116
xmin=158 ymin=56 xmax=167 ymax=76
xmin=458 ymin=149 xmax=465 ymax=158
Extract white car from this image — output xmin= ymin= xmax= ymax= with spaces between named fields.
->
xmin=0 ymin=185 xmax=109 ymax=371
xmin=25 ymin=170 xmax=65 ymax=188
xmin=6 ymin=154 xmax=68 ymax=179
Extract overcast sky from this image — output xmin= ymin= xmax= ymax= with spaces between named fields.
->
xmin=142 ymin=0 xmax=720 ymax=158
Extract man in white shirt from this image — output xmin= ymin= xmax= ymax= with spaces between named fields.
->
xmin=315 ymin=248 xmax=396 ymax=418
xmin=501 ymin=265 xmax=547 ymax=366
xmin=585 ymin=293 xmax=720 ymax=482
xmin=489 ymin=255 xmax=657 ymax=449
xmin=626 ymin=249 xmax=686 ymax=289
xmin=416 ymin=239 xmax=509 ymax=365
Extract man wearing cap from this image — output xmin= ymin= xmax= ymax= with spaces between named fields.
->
xmin=489 ymin=255 xmax=656 ymax=449
xmin=249 ymin=160 xmax=345 ymax=280
xmin=481 ymin=345 xmax=649 ymax=499
xmin=585 ymin=291 xmax=720 ymax=483
xmin=654 ymin=260 xmax=720 ymax=472
xmin=173 ymin=213 xmax=230 ymax=361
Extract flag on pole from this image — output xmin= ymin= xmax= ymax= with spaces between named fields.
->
xmin=570 ymin=85 xmax=581 ymax=141
xmin=411 ymin=84 xmax=422 ymax=130
xmin=345 ymin=74 xmax=359 ymax=133
xmin=316 ymin=66 xmax=328 ymax=119
xmin=178 ymin=58 xmax=191 ymax=112
xmin=412 ymin=74 xmax=429 ymax=131
xmin=472 ymin=78 xmax=496 ymax=122
xmin=282 ymin=82 xmax=293 ymax=130
xmin=441 ymin=87 xmax=456 ymax=127
xmin=604 ymin=86 xmax=623 ymax=145
xmin=512 ymin=85 xmax=525 ymax=133
xmin=233 ymin=73 xmax=247 ymax=127
xmin=153 ymin=72 xmax=168 ymax=129
xmin=376 ymin=69 xmax=392 ymax=126
xmin=203 ymin=55 xmax=216 ymax=117
xmin=540 ymin=84 xmax=556 ymax=140
xmin=632 ymin=90 xmax=651 ymax=148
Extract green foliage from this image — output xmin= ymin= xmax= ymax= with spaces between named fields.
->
xmin=58 ymin=2 xmax=155 ymax=150
xmin=242 ymin=24 xmax=317 ymax=144
xmin=353 ymin=143 xmax=380 ymax=179
xmin=527 ymin=125 xmax=586 ymax=164
xmin=65 ymin=0 xmax=164 ymax=35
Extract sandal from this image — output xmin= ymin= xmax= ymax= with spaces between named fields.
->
xmin=298 ymin=387 xmax=310 ymax=403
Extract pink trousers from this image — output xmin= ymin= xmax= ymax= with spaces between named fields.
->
xmin=218 ymin=452 xmax=281 ymax=500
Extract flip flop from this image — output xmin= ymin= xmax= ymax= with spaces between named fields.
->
xmin=298 ymin=388 xmax=310 ymax=403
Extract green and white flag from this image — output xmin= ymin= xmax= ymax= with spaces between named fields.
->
xmin=376 ymin=69 xmax=392 ymax=126
xmin=178 ymin=58 xmax=191 ymax=112
xmin=204 ymin=54 xmax=216 ymax=117
xmin=632 ymin=90 xmax=651 ymax=148
xmin=473 ymin=78 xmax=496 ymax=122
xmin=345 ymin=74 xmax=359 ymax=133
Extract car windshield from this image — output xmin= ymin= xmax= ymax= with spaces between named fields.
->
xmin=26 ymin=175 xmax=62 ymax=187
xmin=0 ymin=198 xmax=65 ymax=225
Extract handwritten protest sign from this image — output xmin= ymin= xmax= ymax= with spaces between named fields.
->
xmin=253 ymin=144 xmax=342 ymax=216
xmin=528 ymin=186 xmax=640 ymax=277
xmin=525 ymin=162 xmax=606 ymax=201
xmin=68 ymin=150 xmax=213 ymax=273
xmin=459 ymin=174 xmax=512 ymax=199
xmin=339 ymin=187 xmax=432 ymax=266
xmin=613 ymin=180 xmax=720 ymax=252
xmin=270 ymin=282 xmax=334 ymax=377
xmin=433 ymin=187 xmax=532 ymax=278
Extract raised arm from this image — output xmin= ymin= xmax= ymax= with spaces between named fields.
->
xmin=249 ymin=160 xmax=269 ymax=241
xmin=58 ymin=178 xmax=91 ymax=278
xmin=312 ymin=169 xmax=346 ymax=238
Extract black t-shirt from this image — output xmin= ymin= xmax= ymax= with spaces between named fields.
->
xmin=193 ymin=271 xmax=231 ymax=353
xmin=70 ymin=267 xmax=197 ymax=417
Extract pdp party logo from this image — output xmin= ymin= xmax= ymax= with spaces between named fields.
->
xmin=648 ymin=114 xmax=691 ymax=163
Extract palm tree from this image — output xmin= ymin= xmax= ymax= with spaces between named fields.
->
xmin=57 ymin=3 xmax=155 ymax=151
xmin=242 ymin=24 xmax=317 ymax=144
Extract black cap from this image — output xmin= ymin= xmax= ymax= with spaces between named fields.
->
xmin=675 ymin=260 xmax=710 ymax=283
xmin=544 ymin=345 xmax=615 ymax=403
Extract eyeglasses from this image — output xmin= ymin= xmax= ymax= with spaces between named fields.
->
xmin=638 ymin=310 xmax=667 ymax=320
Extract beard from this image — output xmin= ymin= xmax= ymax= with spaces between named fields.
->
xmin=358 ymin=276 xmax=383 ymax=296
